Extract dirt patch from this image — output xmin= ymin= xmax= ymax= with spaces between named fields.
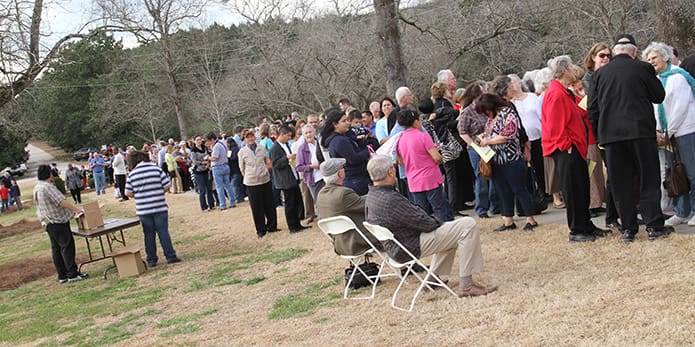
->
xmin=0 ymin=218 xmax=42 ymax=240
xmin=0 ymin=255 xmax=90 ymax=290
xmin=0 ymin=257 xmax=59 ymax=290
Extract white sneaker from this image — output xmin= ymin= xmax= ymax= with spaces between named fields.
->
xmin=688 ymin=216 xmax=695 ymax=226
xmin=665 ymin=215 xmax=688 ymax=226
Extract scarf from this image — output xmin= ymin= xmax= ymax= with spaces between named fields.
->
xmin=657 ymin=64 xmax=695 ymax=132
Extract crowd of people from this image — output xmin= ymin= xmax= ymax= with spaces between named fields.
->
xmin=32 ymin=33 xmax=695 ymax=295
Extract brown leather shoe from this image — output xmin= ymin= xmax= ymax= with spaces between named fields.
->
xmin=457 ymin=284 xmax=498 ymax=297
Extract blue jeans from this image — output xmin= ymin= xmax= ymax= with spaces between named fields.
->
xmin=211 ymin=165 xmax=236 ymax=209
xmin=138 ymin=211 xmax=177 ymax=265
xmin=230 ymin=172 xmax=244 ymax=203
xmin=468 ymin=148 xmax=500 ymax=215
xmin=492 ymin=159 xmax=534 ymax=217
xmin=93 ymin=171 xmax=106 ymax=195
xmin=193 ymin=171 xmax=216 ymax=211
xmin=410 ymin=185 xmax=454 ymax=222
xmin=343 ymin=174 xmax=371 ymax=196
xmin=674 ymin=132 xmax=695 ymax=218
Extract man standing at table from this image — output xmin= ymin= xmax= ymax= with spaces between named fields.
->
xmin=125 ymin=150 xmax=181 ymax=267
xmin=33 ymin=164 xmax=89 ymax=283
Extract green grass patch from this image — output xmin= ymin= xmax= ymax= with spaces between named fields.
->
xmin=274 ymin=267 xmax=289 ymax=274
xmin=173 ymin=234 xmax=209 ymax=245
xmin=268 ymin=276 xmax=342 ymax=320
xmin=0 ymin=277 xmax=167 ymax=344
xmin=0 ymin=207 xmax=38 ymax=226
xmin=160 ymin=323 xmax=200 ymax=337
xmin=245 ymin=275 xmax=266 ymax=285
xmin=185 ymin=248 xmax=308 ymax=293
xmin=155 ymin=309 xmax=217 ymax=337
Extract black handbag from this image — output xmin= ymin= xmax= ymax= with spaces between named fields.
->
xmin=516 ymin=164 xmax=548 ymax=216
xmin=344 ymin=257 xmax=380 ymax=290
xmin=664 ymin=138 xmax=690 ymax=198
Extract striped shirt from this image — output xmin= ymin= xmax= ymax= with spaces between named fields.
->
xmin=125 ymin=162 xmax=170 ymax=216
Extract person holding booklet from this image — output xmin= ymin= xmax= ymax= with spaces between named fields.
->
xmin=458 ymin=81 xmax=501 ymax=219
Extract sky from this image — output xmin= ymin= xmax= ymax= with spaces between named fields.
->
xmin=43 ymin=0 xmax=249 ymax=48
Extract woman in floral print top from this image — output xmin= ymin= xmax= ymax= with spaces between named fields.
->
xmin=475 ymin=93 xmax=538 ymax=232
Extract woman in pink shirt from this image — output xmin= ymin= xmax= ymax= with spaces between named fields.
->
xmin=396 ymin=109 xmax=454 ymax=222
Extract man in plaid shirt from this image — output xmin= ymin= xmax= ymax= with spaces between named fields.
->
xmin=33 ymin=164 xmax=88 ymax=283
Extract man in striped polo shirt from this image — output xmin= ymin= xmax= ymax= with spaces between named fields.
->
xmin=125 ymin=150 xmax=181 ymax=268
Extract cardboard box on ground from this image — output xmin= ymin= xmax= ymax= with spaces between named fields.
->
xmin=77 ymin=202 xmax=104 ymax=232
xmin=111 ymin=246 xmax=146 ymax=277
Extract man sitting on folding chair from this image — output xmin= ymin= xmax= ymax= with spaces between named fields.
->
xmin=365 ymin=155 xmax=498 ymax=297
xmin=316 ymin=158 xmax=383 ymax=255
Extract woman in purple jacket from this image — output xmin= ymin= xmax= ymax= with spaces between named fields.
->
xmin=295 ymin=124 xmax=325 ymax=205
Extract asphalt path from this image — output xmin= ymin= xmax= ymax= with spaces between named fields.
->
xmin=19 ymin=143 xmax=72 ymax=181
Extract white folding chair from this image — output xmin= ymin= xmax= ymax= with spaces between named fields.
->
xmin=363 ymin=221 xmax=458 ymax=312
xmin=318 ymin=216 xmax=397 ymax=299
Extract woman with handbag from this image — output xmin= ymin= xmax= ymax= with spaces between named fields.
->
xmin=458 ymin=81 xmax=501 ymax=219
xmin=643 ymin=42 xmax=695 ymax=226
xmin=475 ymin=93 xmax=538 ymax=231
xmin=430 ymin=81 xmax=466 ymax=213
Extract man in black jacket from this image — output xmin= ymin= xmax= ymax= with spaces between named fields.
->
xmin=587 ymin=34 xmax=673 ymax=242
xmin=270 ymin=125 xmax=308 ymax=233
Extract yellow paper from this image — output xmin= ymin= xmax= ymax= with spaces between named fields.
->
xmin=470 ymin=142 xmax=496 ymax=163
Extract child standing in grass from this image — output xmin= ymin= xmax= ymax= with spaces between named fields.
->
xmin=10 ymin=180 xmax=22 ymax=210
xmin=0 ymin=185 xmax=9 ymax=212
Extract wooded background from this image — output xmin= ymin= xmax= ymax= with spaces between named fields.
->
xmin=1 ymin=0 xmax=694 ymax=163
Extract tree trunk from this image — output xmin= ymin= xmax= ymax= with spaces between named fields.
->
xmin=655 ymin=0 xmax=695 ymax=55
xmin=373 ymin=0 xmax=407 ymax=97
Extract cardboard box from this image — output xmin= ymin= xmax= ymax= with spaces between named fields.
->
xmin=77 ymin=202 xmax=104 ymax=232
xmin=111 ymin=246 xmax=146 ymax=277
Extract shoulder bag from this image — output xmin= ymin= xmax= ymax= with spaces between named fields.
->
xmin=663 ymin=137 xmax=690 ymax=198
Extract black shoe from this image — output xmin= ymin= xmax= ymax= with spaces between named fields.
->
xmin=590 ymin=207 xmax=606 ymax=214
xmin=290 ymin=225 xmax=309 ymax=233
xmin=267 ymin=228 xmax=281 ymax=233
xmin=167 ymin=258 xmax=182 ymax=264
xmin=569 ymin=234 xmax=596 ymax=242
xmin=523 ymin=222 xmax=538 ymax=231
xmin=494 ymin=223 xmax=517 ymax=231
xmin=455 ymin=211 xmax=469 ymax=217
xmin=646 ymin=227 xmax=669 ymax=241
xmin=663 ymin=225 xmax=676 ymax=234
xmin=592 ymin=227 xmax=611 ymax=237
xmin=477 ymin=213 xmax=490 ymax=219
xmin=257 ymin=231 xmax=266 ymax=238
xmin=148 ymin=262 xmax=157 ymax=268
xmin=621 ymin=231 xmax=636 ymax=243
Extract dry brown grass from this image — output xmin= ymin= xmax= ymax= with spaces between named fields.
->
xmin=6 ymin=186 xmax=695 ymax=346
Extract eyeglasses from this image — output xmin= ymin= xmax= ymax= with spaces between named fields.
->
xmin=597 ymin=53 xmax=611 ymax=59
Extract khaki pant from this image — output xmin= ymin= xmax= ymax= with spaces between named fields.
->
xmin=299 ymin=179 xmax=315 ymax=218
xmin=419 ymin=217 xmax=483 ymax=278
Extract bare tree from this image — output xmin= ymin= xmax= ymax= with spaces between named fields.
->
xmin=0 ymin=0 xmax=104 ymax=108
xmin=373 ymin=0 xmax=407 ymax=96
xmin=655 ymin=0 xmax=695 ymax=54
xmin=98 ymin=0 xmax=209 ymax=140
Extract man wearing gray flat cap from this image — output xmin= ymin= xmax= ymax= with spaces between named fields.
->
xmin=317 ymin=158 xmax=383 ymax=255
